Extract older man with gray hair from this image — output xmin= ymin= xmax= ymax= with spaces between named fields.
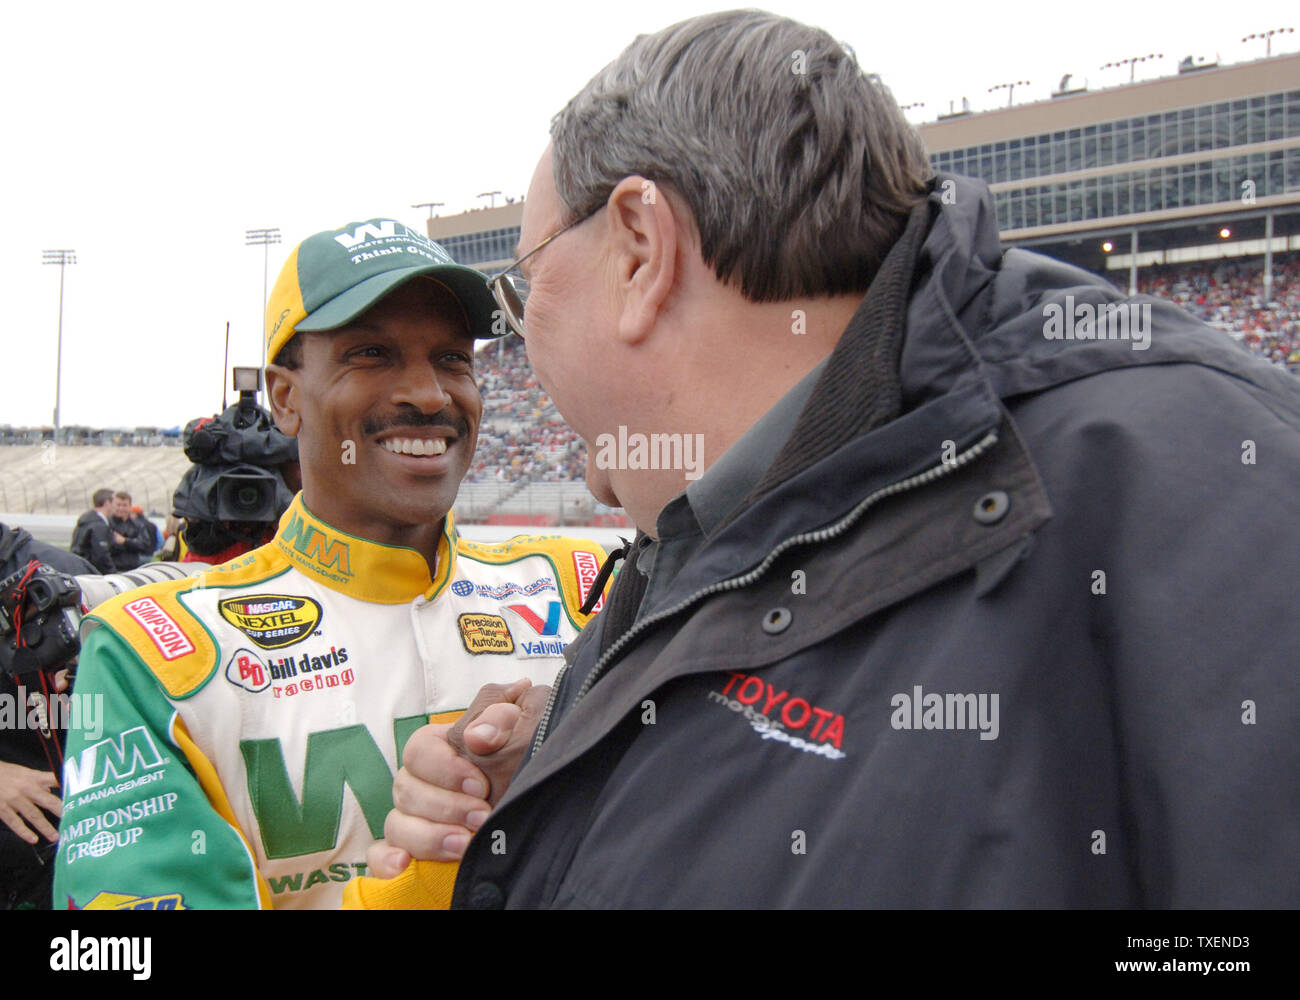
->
xmin=363 ymin=9 xmax=1300 ymax=908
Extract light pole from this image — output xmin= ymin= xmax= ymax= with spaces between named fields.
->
xmin=476 ymin=190 xmax=502 ymax=209
xmin=41 ymin=249 xmax=76 ymax=435
xmin=987 ymin=81 xmax=1030 ymax=107
xmin=1242 ymin=28 xmax=1293 ymax=57
xmin=413 ymin=202 xmax=445 ymax=239
xmin=245 ymin=228 xmax=282 ymax=349
xmin=1100 ymin=54 xmax=1163 ymax=83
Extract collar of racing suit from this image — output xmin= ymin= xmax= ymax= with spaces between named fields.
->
xmin=271 ymin=492 xmax=458 ymax=604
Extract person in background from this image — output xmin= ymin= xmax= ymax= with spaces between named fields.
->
xmin=129 ymin=505 xmax=160 ymax=560
xmin=69 ymin=489 xmax=116 ymax=575
xmin=107 ymin=491 xmax=150 ymax=572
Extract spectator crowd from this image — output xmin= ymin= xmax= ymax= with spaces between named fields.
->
xmin=1116 ymin=250 xmax=1300 ymax=373
xmin=469 ymin=336 xmax=587 ymax=484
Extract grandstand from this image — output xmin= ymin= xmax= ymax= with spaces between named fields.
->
xmin=0 ymin=442 xmax=190 ymax=516
xmin=922 ymin=51 xmax=1300 ymax=295
xmin=5 ymin=45 xmax=1296 ymax=529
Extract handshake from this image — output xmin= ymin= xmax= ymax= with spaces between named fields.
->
xmin=367 ymin=678 xmax=548 ymax=878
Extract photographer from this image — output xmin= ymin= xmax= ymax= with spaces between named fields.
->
xmin=0 ymin=538 xmax=206 ymax=909
xmin=0 ymin=523 xmax=93 ymax=909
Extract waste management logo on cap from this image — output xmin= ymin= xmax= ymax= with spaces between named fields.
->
xmin=265 ymin=218 xmax=505 ymax=363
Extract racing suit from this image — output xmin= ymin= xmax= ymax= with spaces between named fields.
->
xmin=51 ymin=494 xmax=607 ymax=909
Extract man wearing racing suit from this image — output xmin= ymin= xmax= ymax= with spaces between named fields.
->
xmin=52 ymin=219 xmax=607 ymax=910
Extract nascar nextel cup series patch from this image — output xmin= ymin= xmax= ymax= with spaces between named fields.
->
xmin=219 ymin=595 xmax=322 ymax=649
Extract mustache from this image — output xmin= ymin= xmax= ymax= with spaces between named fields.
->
xmin=362 ymin=407 xmax=469 ymax=438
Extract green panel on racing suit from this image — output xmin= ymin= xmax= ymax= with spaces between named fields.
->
xmin=53 ymin=626 xmax=265 ymax=910
xmin=240 ymin=714 xmax=428 ymax=858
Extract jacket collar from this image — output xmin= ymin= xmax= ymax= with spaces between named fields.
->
xmin=272 ymin=492 xmax=458 ymax=603
xmin=661 ymin=379 xmax=1006 ymax=603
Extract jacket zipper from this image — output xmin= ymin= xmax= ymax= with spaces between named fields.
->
xmin=530 ymin=662 xmax=569 ymax=759
xmin=529 ymin=429 xmax=1000 ymax=755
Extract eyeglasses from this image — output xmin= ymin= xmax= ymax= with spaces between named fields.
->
xmin=488 ymin=208 xmax=598 ymax=339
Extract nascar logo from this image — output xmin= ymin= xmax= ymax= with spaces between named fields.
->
xmin=219 ymin=594 xmax=322 ymax=650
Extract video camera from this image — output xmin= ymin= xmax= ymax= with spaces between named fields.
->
xmin=173 ymin=367 xmax=298 ymax=554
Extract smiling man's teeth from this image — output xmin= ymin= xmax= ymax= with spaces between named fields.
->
xmin=382 ymin=437 xmax=448 ymax=456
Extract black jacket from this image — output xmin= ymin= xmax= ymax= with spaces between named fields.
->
xmin=108 ymin=516 xmax=151 ymax=571
xmin=69 ymin=511 xmax=116 ymax=575
xmin=132 ymin=516 xmax=159 ymax=559
xmin=452 ymin=176 xmax=1300 ymax=908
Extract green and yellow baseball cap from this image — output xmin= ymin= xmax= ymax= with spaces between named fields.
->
xmin=265 ymin=218 xmax=505 ymax=364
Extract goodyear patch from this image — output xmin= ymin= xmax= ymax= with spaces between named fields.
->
xmin=458 ymin=613 xmax=515 ymax=655
xmin=74 ymin=891 xmax=187 ymax=910
xmin=219 ymin=595 xmax=322 ymax=650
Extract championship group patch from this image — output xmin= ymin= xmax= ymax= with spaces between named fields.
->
xmin=219 ymin=595 xmax=322 ymax=649
xmin=458 ymin=613 xmax=515 ymax=655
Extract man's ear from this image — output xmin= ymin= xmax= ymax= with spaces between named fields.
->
xmin=606 ymin=176 xmax=680 ymax=345
xmin=264 ymin=363 xmax=301 ymax=437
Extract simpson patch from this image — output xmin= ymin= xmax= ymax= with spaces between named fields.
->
xmin=122 ymin=598 xmax=196 ymax=661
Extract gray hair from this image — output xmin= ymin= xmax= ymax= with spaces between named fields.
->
xmin=550 ymin=9 xmax=933 ymax=302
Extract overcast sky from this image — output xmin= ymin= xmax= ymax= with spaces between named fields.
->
xmin=4 ymin=0 xmax=1293 ymax=428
